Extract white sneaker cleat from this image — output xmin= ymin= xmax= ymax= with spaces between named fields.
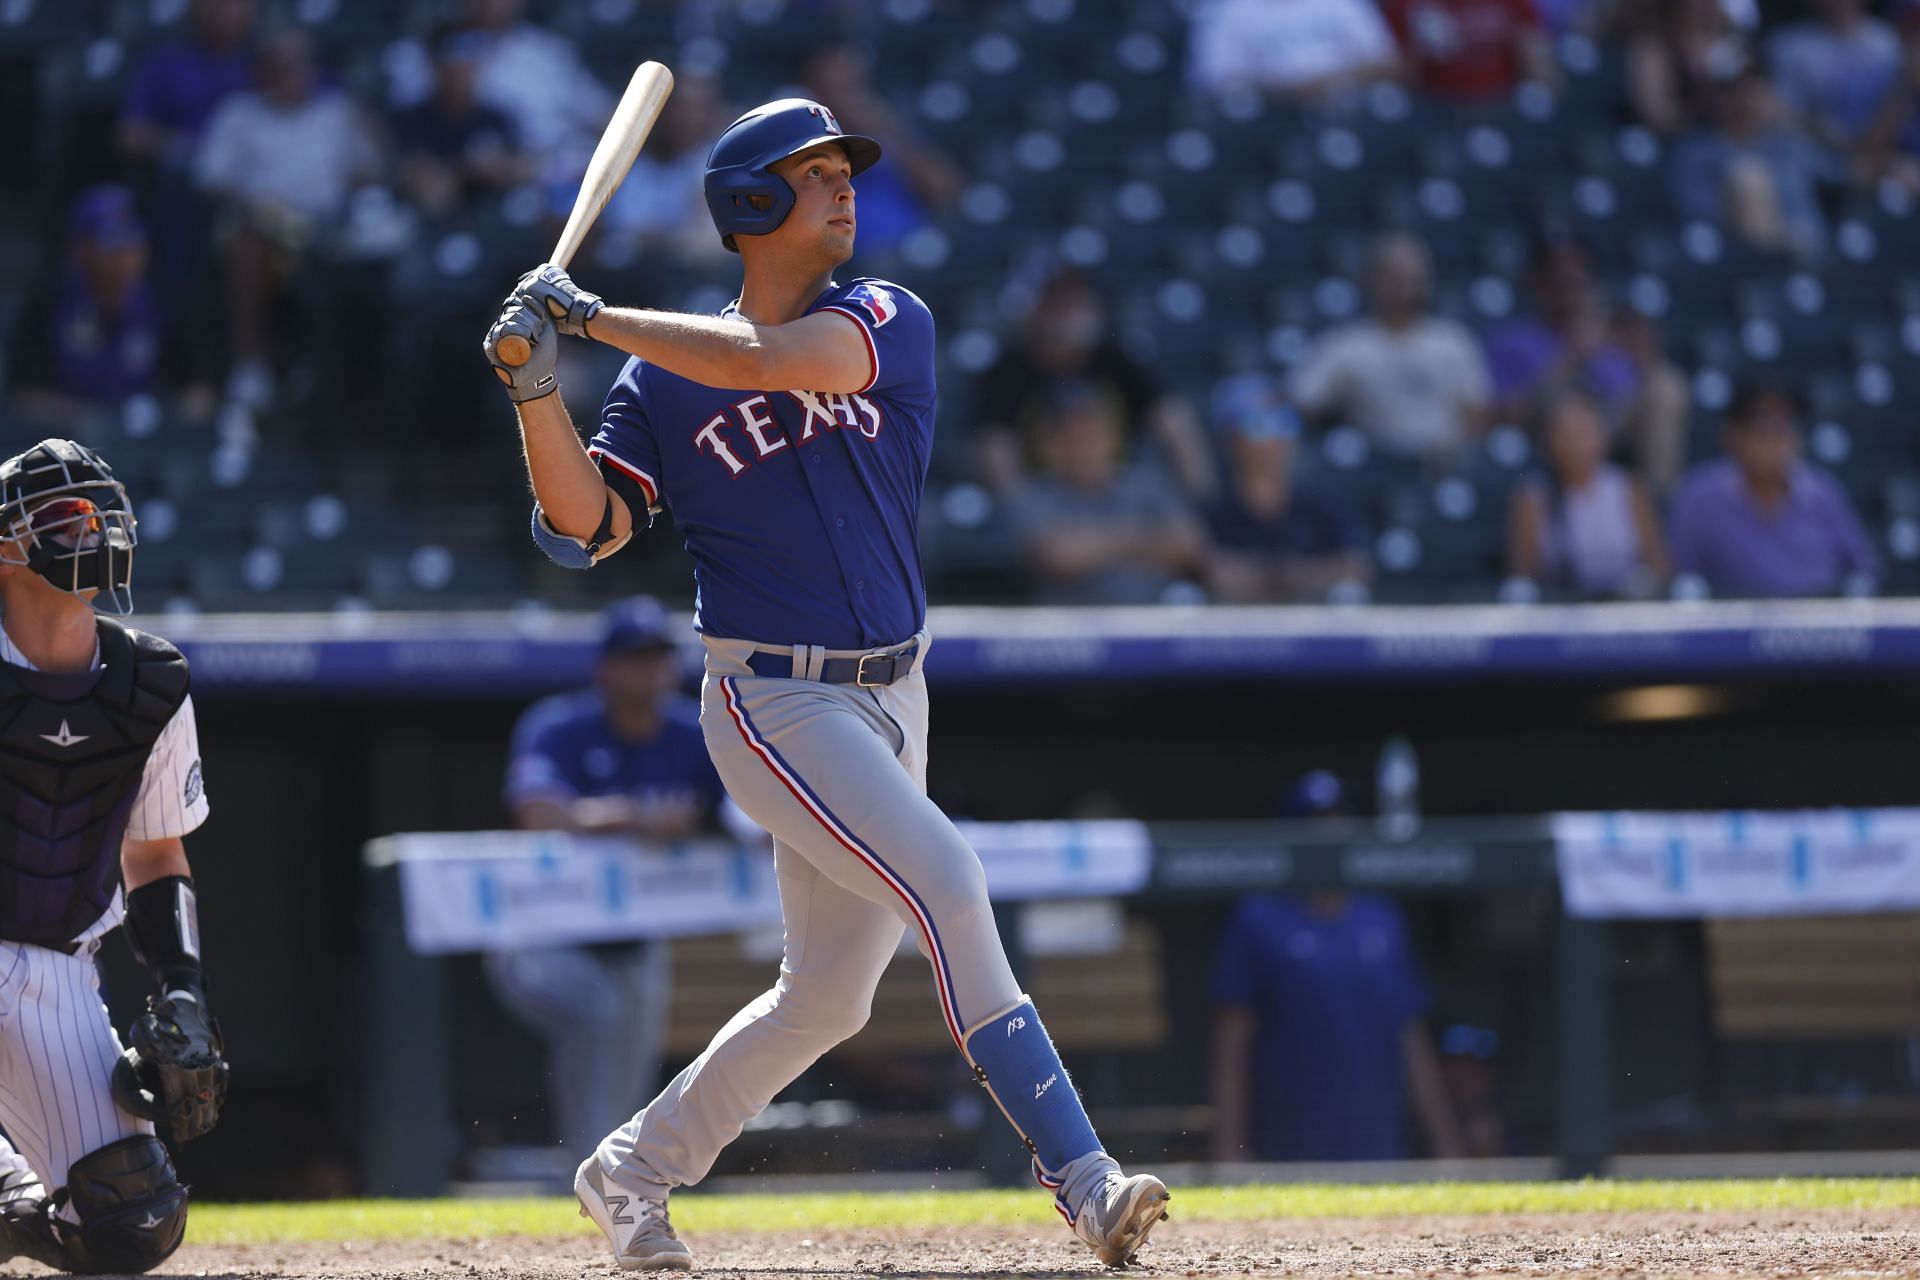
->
xmin=575 ymin=1156 xmax=693 ymax=1271
xmin=1071 ymin=1172 xmax=1171 ymax=1268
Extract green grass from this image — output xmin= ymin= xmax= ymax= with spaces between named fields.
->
xmin=182 ymin=1179 xmax=1920 ymax=1245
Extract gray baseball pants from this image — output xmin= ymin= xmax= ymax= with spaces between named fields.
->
xmin=596 ymin=633 xmax=1113 ymax=1208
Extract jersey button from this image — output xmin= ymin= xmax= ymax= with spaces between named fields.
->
xmin=835 ymin=517 xmax=845 ymax=528
xmin=855 ymin=579 xmax=866 ymax=591
xmin=811 ymin=452 xmax=822 ymax=463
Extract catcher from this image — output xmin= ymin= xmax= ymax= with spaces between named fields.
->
xmin=0 ymin=439 xmax=228 ymax=1274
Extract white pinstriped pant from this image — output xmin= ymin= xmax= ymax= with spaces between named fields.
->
xmin=0 ymin=941 xmax=148 ymax=1192
xmin=599 ymin=631 xmax=1026 ymax=1194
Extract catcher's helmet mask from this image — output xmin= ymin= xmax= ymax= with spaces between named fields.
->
xmin=0 ymin=440 xmax=137 ymax=615
xmin=704 ymin=98 xmax=882 ymax=252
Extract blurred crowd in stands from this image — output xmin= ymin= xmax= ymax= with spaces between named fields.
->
xmin=1 ymin=0 xmax=1917 ymax=609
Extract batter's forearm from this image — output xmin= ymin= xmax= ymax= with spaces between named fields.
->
xmin=517 ymin=394 xmax=626 ymax=541
xmin=589 ymin=307 xmax=766 ymax=388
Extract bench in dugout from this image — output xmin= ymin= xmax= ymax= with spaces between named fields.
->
xmin=663 ymin=920 xmax=1169 ymax=1056
xmin=1706 ymin=913 xmax=1920 ymax=1144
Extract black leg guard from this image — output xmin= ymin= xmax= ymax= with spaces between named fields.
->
xmin=12 ymin=1136 xmax=192 ymax=1275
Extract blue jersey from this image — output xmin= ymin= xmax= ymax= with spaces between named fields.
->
xmin=1210 ymin=893 xmax=1429 ymax=1162
xmin=587 ymin=278 xmax=937 ymax=650
xmin=503 ymin=689 xmax=726 ymax=820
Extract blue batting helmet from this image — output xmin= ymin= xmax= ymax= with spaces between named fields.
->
xmin=704 ymin=98 xmax=881 ymax=253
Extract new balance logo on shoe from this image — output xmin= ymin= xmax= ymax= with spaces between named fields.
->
xmin=608 ymin=1194 xmax=633 ymax=1226
xmin=1005 ymin=1015 xmax=1026 ymax=1036
xmin=1034 ymin=1072 xmax=1057 ymax=1100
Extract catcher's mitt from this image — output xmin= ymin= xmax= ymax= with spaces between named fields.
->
xmin=111 ymin=991 xmax=229 ymax=1143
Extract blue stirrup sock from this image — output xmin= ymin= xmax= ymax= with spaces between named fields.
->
xmin=962 ymin=998 xmax=1114 ymax=1218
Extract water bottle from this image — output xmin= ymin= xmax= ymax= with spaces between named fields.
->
xmin=1376 ymin=734 xmax=1420 ymax=840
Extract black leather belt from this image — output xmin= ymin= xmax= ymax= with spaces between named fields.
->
xmin=746 ymin=641 xmax=919 ymax=687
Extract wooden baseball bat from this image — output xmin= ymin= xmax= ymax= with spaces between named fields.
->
xmin=496 ymin=61 xmax=675 ymax=367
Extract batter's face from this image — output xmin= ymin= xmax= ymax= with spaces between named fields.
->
xmin=760 ymin=146 xmax=857 ymax=267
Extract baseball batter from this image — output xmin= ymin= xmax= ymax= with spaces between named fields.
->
xmin=482 ymin=99 xmax=1169 ymax=1269
xmin=0 ymin=439 xmax=230 ymax=1274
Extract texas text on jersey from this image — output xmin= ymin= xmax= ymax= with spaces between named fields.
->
xmin=587 ymin=276 xmax=935 ymax=651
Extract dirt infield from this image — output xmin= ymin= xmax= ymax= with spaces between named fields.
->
xmin=51 ymin=1207 xmax=1913 ymax=1279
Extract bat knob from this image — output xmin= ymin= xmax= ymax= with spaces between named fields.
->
xmin=495 ymin=334 xmax=532 ymax=367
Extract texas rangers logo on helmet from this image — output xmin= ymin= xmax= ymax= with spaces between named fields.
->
xmin=808 ymin=103 xmax=843 ymax=135
xmin=854 ymin=284 xmax=898 ymax=327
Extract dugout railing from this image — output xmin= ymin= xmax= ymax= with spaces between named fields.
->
xmin=361 ymin=817 xmax=1599 ymax=1197
xmin=361 ymin=807 xmax=1920 ymax=1195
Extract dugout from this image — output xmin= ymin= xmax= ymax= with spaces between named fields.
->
xmin=109 ymin=604 xmax=1920 ymax=1198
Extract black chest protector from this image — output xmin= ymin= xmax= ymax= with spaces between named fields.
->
xmin=0 ymin=618 xmax=189 ymax=949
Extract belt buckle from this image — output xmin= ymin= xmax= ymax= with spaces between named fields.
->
xmin=855 ymin=652 xmax=893 ymax=687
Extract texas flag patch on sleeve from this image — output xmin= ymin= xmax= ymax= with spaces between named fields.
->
xmin=849 ymin=282 xmax=898 ymax=327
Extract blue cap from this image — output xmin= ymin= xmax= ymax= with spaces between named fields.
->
xmin=67 ymin=184 xmax=145 ymax=250
xmin=599 ymin=597 xmax=675 ymax=655
xmin=1211 ymin=373 xmax=1299 ymax=442
xmin=1281 ymin=769 xmax=1345 ymax=818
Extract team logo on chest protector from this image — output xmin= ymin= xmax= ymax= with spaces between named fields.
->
xmin=40 ymin=719 xmax=88 ymax=748
xmin=692 ymin=390 xmax=886 ymax=478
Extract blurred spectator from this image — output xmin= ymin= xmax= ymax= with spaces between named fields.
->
xmin=1625 ymin=0 xmax=1749 ymax=135
xmin=591 ymin=73 xmax=734 ymax=263
xmin=5 ymin=186 xmax=212 ymax=423
xmin=119 ymin=0 xmax=256 ymax=170
xmin=1612 ymin=308 xmax=1690 ymax=496
xmin=1209 ymin=773 xmax=1464 ymax=1163
xmin=1668 ymin=384 xmax=1878 ymax=598
xmin=1482 ymin=238 xmax=1687 ymax=493
xmin=118 ymin=0 xmax=258 ymax=292
xmin=1506 ymin=390 xmax=1667 ymax=599
xmin=1436 ymin=1024 xmax=1508 ymax=1158
xmin=1204 ymin=374 xmax=1371 ymax=604
xmin=1290 ymin=232 xmax=1491 ymax=466
xmin=974 ymin=267 xmax=1215 ymax=500
xmin=1855 ymin=9 xmax=1920 ymax=192
xmin=1211 ymin=892 xmax=1464 ymax=1161
xmin=1378 ymin=0 xmax=1557 ymax=101
xmin=795 ymin=42 xmax=962 ymax=257
xmin=1485 ymin=238 xmax=1630 ymax=416
xmin=387 ymin=0 xmax=612 ymax=157
xmin=1534 ymin=0 xmax=1621 ymax=35
xmin=196 ymin=29 xmax=384 ymax=409
xmin=1769 ymin=0 xmax=1902 ymax=152
xmin=1186 ymin=0 xmax=1403 ymax=104
xmin=1008 ymin=385 xmax=1208 ymax=605
xmin=488 ymin=599 xmax=730 ymax=1167
xmin=391 ymin=27 xmax=527 ymax=221
xmin=1671 ymin=68 xmax=1838 ymax=261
